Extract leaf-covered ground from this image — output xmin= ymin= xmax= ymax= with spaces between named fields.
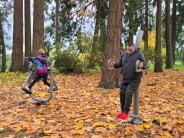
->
xmin=0 ymin=71 xmax=184 ymax=138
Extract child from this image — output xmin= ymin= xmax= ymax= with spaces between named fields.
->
xmin=22 ymin=49 xmax=57 ymax=94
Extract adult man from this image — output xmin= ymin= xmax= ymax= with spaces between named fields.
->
xmin=113 ymin=41 xmax=146 ymax=120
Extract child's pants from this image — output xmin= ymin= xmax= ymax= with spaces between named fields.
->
xmin=120 ymin=80 xmax=141 ymax=113
xmin=29 ymin=75 xmax=50 ymax=89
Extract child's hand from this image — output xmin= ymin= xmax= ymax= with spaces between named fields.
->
xmin=26 ymin=57 xmax=32 ymax=61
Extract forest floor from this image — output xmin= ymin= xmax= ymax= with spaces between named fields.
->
xmin=0 ymin=71 xmax=184 ymax=138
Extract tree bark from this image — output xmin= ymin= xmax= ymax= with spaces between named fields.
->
xmin=154 ymin=0 xmax=163 ymax=72
xmin=129 ymin=24 xmax=134 ymax=43
xmin=128 ymin=0 xmax=134 ymax=43
xmin=144 ymin=0 xmax=149 ymax=51
xmin=171 ymin=0 xmax=176 ymax=64
xmin=99 ymin=2 xmax=107 ymax=67
xmin=10 ymin=0 xmax=24 ymax=71
xmin=165 ymin=0 xmax=173 ymax=68
xmin=0 ymin=15 xmax=6 ymax=72
xmin=89 ymin=0 xmax=102 ymax=67
xmin=32 ymin=0 xmax=44 ymax=56
xmin=24 ymin=0 xmax=32 ymax=70
xmin=55 ymin=0 xmax=59 ymax=43
xmin=99 ymin=0 xmax=123 ymax=88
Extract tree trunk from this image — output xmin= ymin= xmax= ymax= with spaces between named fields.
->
xmin=24 ymin=0 xmax=32 ymax=70
xmin=32 ymin=0 xmax=44 ymax=56
xmin=89 ymin=0 xmax=102 ymax=68
xmin=154 ymin=0 xmax=163 ymax=72
xmin=165 ymin=0 xmax=173 ymax=69
xmin=144 ymin=0 xmax=149 ymax=51
xmin=99 ymin=0 xmax=123 ymax=88
xmin=10 ymin=0 xmax=23 ymax=71
xmin=0 ymin=15 xmax=6 ymax=72
xmin=99 ymin=3 xmax=107 ymax=67
xmin=129 ymin=25 xmax=134 ymax=42
xmin=171 ymin=0 xmax=176 ymax=64
xmin=128 ymin=0 xmax=134 ymax=43
xmin=55 ymin=0 xmax=59 ymax=43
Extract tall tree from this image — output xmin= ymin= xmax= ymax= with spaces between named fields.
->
xmin=10 ymin=0 xmax=23 ymax=71
xmin=99 ymin=0 xmax=123 ymax=88
xmin=154 ymin=0 xmax=163 ymax=72
xmin=32 ymin=0 xmax=44 ymax=56
xmin=144 ymin=0 xmax=149 ymax=51
xmin=0 ymin=12 xmax=6 ymax=72
xmin=89 ymin=0 xmax=107 ymax=68
xmin=24 ymin=0 xmax=31 ymax=69
xmin=171 ymin=0 xmax=176 ymax=63
xmin=124 ymin=0 xmax=144 ymax=42
xmin=89 ymin=0 xmax=101 ymax=67
xmin=55 ymin=0 xmax=59 ymax=43
xmin=165 ymin=0 xmax=173 ymax=68
xmin=45 ymin=0 xmax=77 ymax=44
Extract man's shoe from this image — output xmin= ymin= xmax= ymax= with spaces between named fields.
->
xmin=21 ymin=86 xmax=32 ymax=94
xmin=117 ymin=112 xmax=128 ymax=120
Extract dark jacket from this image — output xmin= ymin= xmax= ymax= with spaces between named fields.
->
xmin=114 ymin=48 xmax=146 ymax=82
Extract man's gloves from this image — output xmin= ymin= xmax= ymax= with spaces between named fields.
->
xmin=136 ymin=60 xmax=144 ymax=72
xmin=107 ymin=59 xmax=115 ymax=70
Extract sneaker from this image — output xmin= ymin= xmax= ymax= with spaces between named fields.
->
xmin=117 ymin=112 xmax=128 ymax=120
xmin=21 ymin=86 xmax=32 ymax=94
xmin=48 ymin=86 xmax=58 ymax=93
xmin=53 ymin=86 xmax=58 ymax=91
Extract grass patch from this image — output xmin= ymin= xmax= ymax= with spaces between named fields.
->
xmin=0 ymin=72 xmax=27 ymax=85
xmin=174 ymin=61 xmax=184 ymax=71
xmin=147 ymin=61 xmax=184 ymax=71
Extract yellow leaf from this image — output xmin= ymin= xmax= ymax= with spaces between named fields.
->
xmin=75 ymin=123 xmax=84 ymax=130
xmin=75 ymin=129 xmax=85 ymax=135
xmin=143 ymin=123 xmax=152 ymax=129
xmin=138 ymin=123 xmax=152 ymax=132
xmin=154 ymin=117 xmax=166 ymax=123
xmin=47 ymin=120 xmax=56 ymax=123
xmin=106 ymin=123 xmax=116 ymax=129
xmin=14 ymin=127 xmax=22 ymax=132
xmin=93 ymin=122 xmax=106 ymax=127
xmin=138 ymin=125 xmax=145 ymax=132
xmin=36 ymin=93 xmax=47 ymax=97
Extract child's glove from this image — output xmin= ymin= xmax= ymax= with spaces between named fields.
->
xmin=28 ymin=57 xmax=32 ymax=61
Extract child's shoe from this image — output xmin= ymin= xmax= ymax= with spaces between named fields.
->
xmin=53 ymin=86 xmax=58 ymax=91
xmin=48 ymin=86 xmax=58 ymax=93
xmin=117 ymin=112 xmax=128 ymax=120
xmin=21 ymin=86 xmax=32 ymax=94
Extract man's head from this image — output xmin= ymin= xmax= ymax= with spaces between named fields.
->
xmin=127 ymin=41 xmax=135 ymax=54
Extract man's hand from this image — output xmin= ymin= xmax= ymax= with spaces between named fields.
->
xmin=107 ymin=59 xmax=115 ymax=70
xmin=136 ymin=60 xmax=144 ymax=71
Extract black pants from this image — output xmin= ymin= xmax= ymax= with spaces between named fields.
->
xmin=29 ymin=75 xmax=50 ymax=89
xmin=120 ymin=80 xmax=141 ymax=113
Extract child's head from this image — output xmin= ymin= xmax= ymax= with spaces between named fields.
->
xmin=38 ymin=49 xmax=45 ymax=55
